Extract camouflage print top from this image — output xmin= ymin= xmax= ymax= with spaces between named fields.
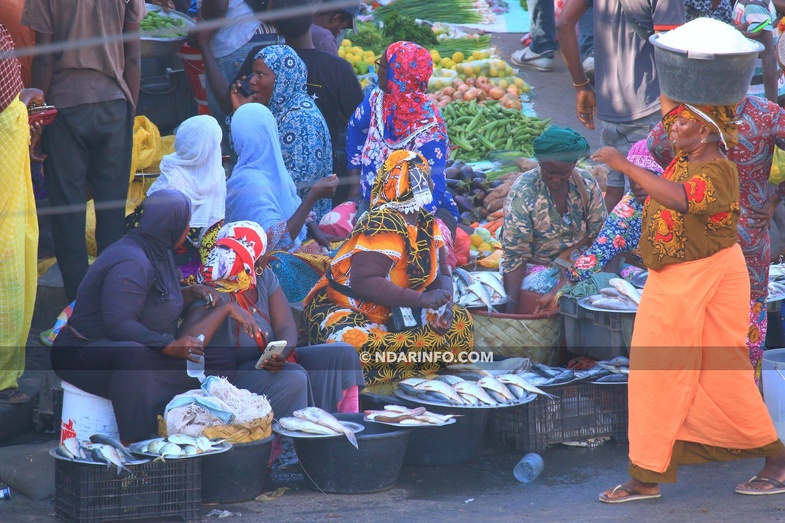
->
xmin=501 ymin=167 xmax=607 ymax=273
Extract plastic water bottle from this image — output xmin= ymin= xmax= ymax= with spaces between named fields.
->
xmin=513 ymin=453 xmax=544 ymax=483
xmin=186 ymin=334 xmax=205 ymax=381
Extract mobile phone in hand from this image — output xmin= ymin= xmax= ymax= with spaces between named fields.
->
xmin=28 ymin=105 xmax=58 ymax=126
xmin=255 ymin=340 xmax=287 ymax=369
xmin=237 ymin=78 xmax=253 ymax=98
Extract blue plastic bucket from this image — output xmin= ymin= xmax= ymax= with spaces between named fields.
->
xmin=762 ymin=349 xmax=785 ymax=440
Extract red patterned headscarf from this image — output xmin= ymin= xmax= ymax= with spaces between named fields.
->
xmin=200 ymin=221 xmax=268 ymax=293
xmin=382 ymin=41 xmax=446 ymax=142
xmin=0 ymin=22 xmax=23 ymax=113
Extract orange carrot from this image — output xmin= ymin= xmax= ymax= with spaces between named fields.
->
xmin=487 ymin=209 xmax=504 ymax=220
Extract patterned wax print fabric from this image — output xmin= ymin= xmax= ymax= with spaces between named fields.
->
xmin=255 ymin=45 xmax=333 ymax=221
xmin=685 ymin=0 xmax=732 ymax=21
xmin=501 ymin=166 xmax=607 ymax=273
xmin=648 ymin=96 xmax=785 ymax=374
xmin=568 ymin=193 xmax=644 ymax=282
xmin=640 ymin=157 xmax=740 ymax=270
xmin=346 ymin=41 xmax=458 ymax=219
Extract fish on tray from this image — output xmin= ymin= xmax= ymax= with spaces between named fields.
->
xmin=293 ymin=407 xmax=359 ymax=449
xmin=413 ymin=379 xmax=468 ymax=405
xmin=496 ymin=373 xmax=555 ymax=399
xmin=453 ymin=381 xmax=498 ymax=406
xmin=609 ymin=277 xmax=642 ymax=304
xmin=476 ymin=376 xmax=516 ymax=403
xmin=56 ymin=434 xmax=139 ymax=475
xmin=364 ymin=405 xmax=461 ymax=425
xmin=594 ymin=373 xmax=628 ymax=383
xmin=587 ymin=295 xmax=638 ymax=311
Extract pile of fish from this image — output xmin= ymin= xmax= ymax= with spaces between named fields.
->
xmin=55 ymin=434 xmax=136 ymax=475
xmin=584 ymin=278 xmax=642 ymax=311
xmin=398 ymin=372 xmax=554 ymax=407
xmin=133 ymin=433 xmax=225 ymax=461
xmin=364 ymin=405 xmax=461 ymax=426
xmin=452 ymin=268 xmax=507 ymax=313
xmin=278 ymin=407 xmax=359 ymax=449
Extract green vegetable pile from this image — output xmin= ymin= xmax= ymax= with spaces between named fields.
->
xmin=434 ymin=36 xmax=493 ymax=55
xmin=373 ymin=0 xmax=484 ymax=24
xmin=352 ymin=14 xmax=438 ymax=55
xmin=442 ymin=100 xmax=550 ymax=162
xmin=141 ymin=11 xmax=187 ymax=39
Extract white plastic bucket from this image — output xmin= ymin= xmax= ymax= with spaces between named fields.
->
xmin=59 ymin=381 xmax=119 ymax=443
xmin=762 ymin=349 xmax=785 ymax=441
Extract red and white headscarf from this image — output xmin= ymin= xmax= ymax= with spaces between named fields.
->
xmin=200 ymin=221 xmax=267 ymax=293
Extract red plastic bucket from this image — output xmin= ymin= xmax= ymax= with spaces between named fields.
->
xmin=176 ymin=43 xmax=210 ymax=115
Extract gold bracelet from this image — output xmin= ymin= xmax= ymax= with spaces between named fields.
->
xmin=572 ymin=78 xmax=591 ymax=88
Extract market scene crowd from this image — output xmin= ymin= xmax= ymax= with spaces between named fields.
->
xmin=5 ymin=0 xmax=785 ymax=511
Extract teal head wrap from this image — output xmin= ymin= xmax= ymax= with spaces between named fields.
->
xmin=532 ymin=125 xmax=590 ymax=162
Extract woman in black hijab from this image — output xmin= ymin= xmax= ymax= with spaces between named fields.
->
xmin=52 ymin=190 xmax=257 ymax=442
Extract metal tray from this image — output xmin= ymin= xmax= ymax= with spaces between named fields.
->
xmin=49 ymin=447 xmax=150 ymax=466
xmin=272 ymin=420 xmax=365 ymax=439
xmin=394 ymin=389 xmax=536 ymax=409
xmin=363 ymin=415 xmax=457 ymax=428
xmin=129 ymin=438 xmax=232 ymax=459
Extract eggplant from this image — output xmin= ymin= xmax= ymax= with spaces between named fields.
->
xmin=470 ymin=177 xmax=485 ymax=191
xmin=444 ymin=166 xmax=460 ymax=180
xmin=446 ymin=178 xmax=463 ymax=189
xmin=472 ymin=170 xmax=486 ymax=180
xmin=490 ymin=179 xmax=503 ymax=189
xmin=446 ymin=159 xmax=455 ymax=168
xmin=471 ymin=188 xmax=485 ymax=201
xmin=453 ymin=160 xmax=465 ymax=171
xmin=459 ymin=165 xmax=475 ymax=181
xmin=454 ymin=195 xmax=475 ymax=214
xmin=459 ymin=211 xmax=475 ymax=225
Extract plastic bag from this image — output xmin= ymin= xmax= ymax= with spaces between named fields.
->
xmin=130 ymin=115 xmax=172 ymax=181
xmin=163 ymin=390 xmax=235 ymax=437
xmin=770 ymin=146 xmax=785 ymax=185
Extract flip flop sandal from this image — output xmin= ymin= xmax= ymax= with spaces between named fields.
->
xmin=599 ymin=484 xmax=662 ymax=504
xmin=735 ymin=476 xmax=785 ymax=495
xmin=0 ymin=388 xmax=31 ymax=405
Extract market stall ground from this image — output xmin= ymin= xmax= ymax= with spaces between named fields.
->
xmin=6 ymin=32 xmax=785 ymax=522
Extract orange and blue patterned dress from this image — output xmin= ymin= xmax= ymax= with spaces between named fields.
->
xmin=303 ymin=209 xmax=473 ymax=385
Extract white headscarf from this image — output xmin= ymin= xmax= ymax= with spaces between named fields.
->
xmin=147 ymin=115 xmax=226 ymax=230
xmin=225 ymin=103 xmax=306 ymax=249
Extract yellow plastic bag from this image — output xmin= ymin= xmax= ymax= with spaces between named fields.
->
xmin=770 ymin=147 xmax=785 ymax=185
xmin=130 ymin=116 xmax=170 ymax=181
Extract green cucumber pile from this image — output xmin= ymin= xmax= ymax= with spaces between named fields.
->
xmin=141 ymin=11 xmax=187 ymax=39
xmin=442 ymin=100 xmax=550 ymax=162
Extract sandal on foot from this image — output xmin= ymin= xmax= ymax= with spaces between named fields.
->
xmin=736 ymin=476 xmax=785 ymax=495
xmin=0 ymin=388 xmax=30 ymax=404
xmin=599 ymin=484 xmax=661 ymax=504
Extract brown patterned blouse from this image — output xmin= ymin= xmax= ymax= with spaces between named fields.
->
xmin=640 ymin=156 xmax=740 ymax=270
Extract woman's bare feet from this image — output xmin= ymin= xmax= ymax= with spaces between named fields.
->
xmin=599 ymin=478 xmax=661 ymax=503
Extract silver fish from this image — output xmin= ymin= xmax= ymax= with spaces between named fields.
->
xmin=591 ymin=297 xmax=637 ymax=311
xmin=599 ymin=287 xmax=624 ymax=298
xmin=279 ymin=417 xmax=340 ymax=435
xmin=454 ymin=267 xmax=474 ymax=287
xmin=196 ymin=436 xmax=216 ymax=452
xmin=90 ymin=434 xmax=134 ymax=460
xmin=91 ymin=444 xmax=130 ymax=475
xmin=496 ymin=373 xmax=555 ymax=399
xmin=472 ymin=271 xmax=506 ymax=298
xmin=607 ymin=356 xmax=630 ymax=367
xmin=398 ymin=377 xmax=427 ymax=396
xmin=167 ymin=434 xmax=199 ymax=447
xmin=433 ymin=375 xmax=465 ymax=385
xmin=414 ymin=380 xmax=467 ymax=405
xmin=596 ymin=362 xmax=630 ymax=375
xmin=466 ymin=281 xmax=494 ymax=314
xmin=61 ymin=437 xmax=86 ymax=460
xmin=294 ymin=407 xmax=359 ymax=449
xmin=147 ymin=439 xmax=167 ymax=454
xmin=609 ymin=277 xmax=642 ymax=304
xmin=476 ymin=376 xmax=515 ymax=402
xmin=182 ymin=445 xmax=199 ymax=456
xmin=595 ymin=373 xmax=628 ymax=383
xmin=453 ymin=382 xmax=498 ymax=406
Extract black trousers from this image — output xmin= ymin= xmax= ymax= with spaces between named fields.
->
xmin=42 ymin=99 xmax=134 ymax=301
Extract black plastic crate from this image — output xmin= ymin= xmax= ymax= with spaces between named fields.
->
xmin=55 ymin=458 xmax=201 ymax=523
xmin=560 ymin=296 xmax=634 ymax=361
xmin=490 ymin=382 xmax=628 ymax=452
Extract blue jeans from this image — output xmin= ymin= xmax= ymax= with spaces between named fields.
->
xmin=529 ymin=1 xmax=592 ymax=58
xmin=528 ymin=0 xmax=557 ymax=55
xmin=578 ymin=7 xmax=594 ymax=60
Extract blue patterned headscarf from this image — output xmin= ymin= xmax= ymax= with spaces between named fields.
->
xmin=253 ymin=44 xmax=333 ymax=221
xmin=255 ymin=44 xmax=312 ymax=126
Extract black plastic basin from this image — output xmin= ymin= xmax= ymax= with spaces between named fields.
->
xmin=292 ymin=412 xmax=410 ymax=494
xmin=361 ymin=393 xmax=490 ymax=466
xmin=201 ymin=435 xmax=274 ymax=503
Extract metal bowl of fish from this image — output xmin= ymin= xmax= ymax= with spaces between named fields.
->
xmin=273 ymin=420 xmax=365 ymax=439
xmin=363 ymin=405 xmax=459 ymax=427
xmin=52 ymin=435 xmax=150 ymax=472
xmin=129 ymin=434 xmax=232 ymax=459
xmin=394 ymin=373 xmax=543 ymax=409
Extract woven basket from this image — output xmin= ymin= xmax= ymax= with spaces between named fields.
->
xmin=469 ymin=310 xmax=561 ymax=364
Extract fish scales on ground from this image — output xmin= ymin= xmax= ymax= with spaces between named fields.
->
xmin=294 ymin=407 xmax=359 ymax=449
